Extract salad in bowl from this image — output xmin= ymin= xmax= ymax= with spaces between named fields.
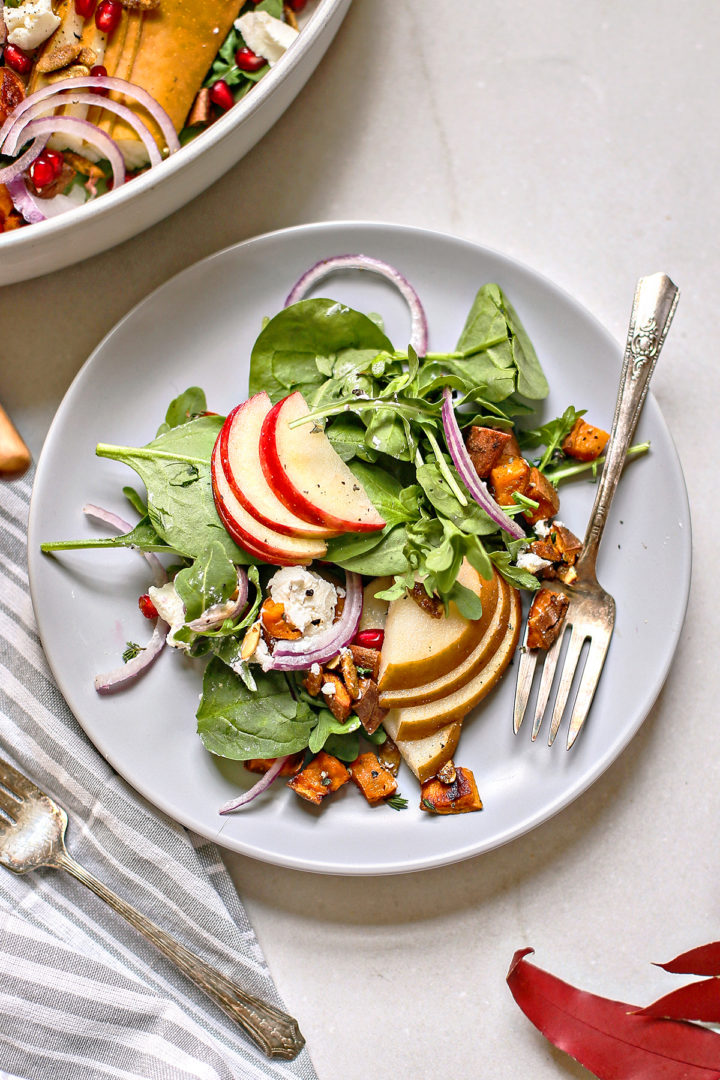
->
xmin=41 ymin=254 xmax=637 ymax=816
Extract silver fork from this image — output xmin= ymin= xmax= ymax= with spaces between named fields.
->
xmin=513 ymin=272 xmax=679 ymax=749
xmin=0 ymin=754 xmax=305 ymax=1060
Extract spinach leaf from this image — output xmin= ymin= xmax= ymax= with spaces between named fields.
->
xmin=174 ymin=541 xmax=238 ymax=622
xmin=41 ymin=515 xmax=172 ymax=555
xmin=123 ymin=485 xmax=147 ymax=516
xmin=416 ymin=462 xmax=498 ymax=536
xmin=347 ymin=461 xmax=416 ymax=527
xmin=456 ymin=283 xmax=515 ymax=356
xmin=248 ymin=299 xmax=392 ymax=402
xmin=156 ymin=387 xmax=208 ymax=435
xmin=324 ymin=728 xmax=361 ymax=762
xmin=489 ymin=550 xmax=541 ymax=591
xmin=333 ymin=525 xmax=410 ymax=575
xmin=325 ymin=415 xmax=377 ymax=463
xmin=308 ymin=711 xmax=361 ymax=754
xmin=197 ymin=658 xmax=315 ymax=760
xmin=96 ymin=416 xmax=251 ymax=564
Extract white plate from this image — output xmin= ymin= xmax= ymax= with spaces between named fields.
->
xmin=27 ymin=222 xmax=691 ymax=875
xmin=0 ymin=0 xmax=351 ymax=285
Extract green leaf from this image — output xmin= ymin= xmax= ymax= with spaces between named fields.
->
xmin=174 ymin=541 xmax=238 ymax=623
xmin=41 ymin=514 xmax=172 ymax=555
xmin=446 ymin=580 xmax=484 ymax=620
xmin=347 ymin=461 xmax=416 ymax=527
xmin=518 ymin=405 xmax=587 ymax=470
xmin=197 ymin=658 xmax=315 ymax=760
xmin=308 ymin=710 xmax=361 ymax=754
xmin=456 ymin=283 xmax=514 ymax=356
xmin=248 ymin=299 xmax=392 ymax=403
xmin=157 ymin=387 xmax=208 ymax=435
xmin=416 ymin=462 xmax=498 ymax=536
xmin=333 ymin=525 xmax=410 ymax=576
xmin=324 ymin=728 xmax=361 ymax=762
xmin=95 ymin=416 xmax=252 ymax=564
xmin=123 ymin=485 xmax=147 ymax=517
xmin=489 ymin=550 xmax=541 ymax=591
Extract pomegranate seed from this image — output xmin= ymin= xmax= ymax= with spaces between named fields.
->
xmin=90 ymin=64 xmax=109 ymax=94
xmin=353 ymin=628 xmax=384 ymax=650
xmin=138 ymin=594 xmax=158 ymax=620
xmin=235 ymin=46 xmax=265 ymax=73
xmin=287 ymin=0 xmax=307 ymax=9
xmin=29 ymin=155 xmax=56 ymax=190
xmin=209 ymin=80 xmax=234 ymax=111
xmin=75 ymin=0 xmax=97 ymax=15
xmin=95 ymin=0 xmax=122 ymax=34
xmin=44 ymin=150 xmax=65 ymax=178
xmin=4 ymin=44 xmax=32 ymax=76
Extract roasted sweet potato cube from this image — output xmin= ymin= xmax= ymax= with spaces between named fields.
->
xmin=465 ymin=426 xmax=513 ymax=478
xmin=524 ymin=467 xmax=560 ymax=524
xmin=489 ymin=456 xmax=531 ymax=506
xmin=562 ymin=418 xmax=610 ymax=462
xmin=530 ymin=522 xmax=582 ymax=572
xmin=420 ymin=767 xmax=483 ymax=814
xmin=287 ymin=751 xmax=350 ymax=805
xmin=527 ymin=588 xmax=569 ymax=650
xmin=245 ymin=754 xmax=304 ymax=777
xmin=352 ymin=678 xmax=387 ymax=734
xmin=496 ymin=430 xmax=523 ymax=465
xmin=260 ymin=598 xmax=301 ymax=640
xmin=349 ymin=752 xmax=398 ymax=804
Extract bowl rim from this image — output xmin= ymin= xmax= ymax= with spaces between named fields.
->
xmin=0 ymin=0 xmax=346 ymax=253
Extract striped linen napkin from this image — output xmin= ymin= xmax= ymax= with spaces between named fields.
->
xmin=0 ymin=472 xmax=317 ymax=1080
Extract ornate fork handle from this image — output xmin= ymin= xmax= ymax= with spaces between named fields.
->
xmin=578 ymin=272 xmax=679 ymax=578
xmin=53 ymin=848 xmax=305 ymax=1060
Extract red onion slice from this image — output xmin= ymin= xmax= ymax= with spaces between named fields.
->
xmin=285 ymin=254 xmax=429 ymax=356
xmin=6 ymin=176 xmax=48 ymax=225
xmin=441 ymin=388 xmax=526 ymax=540
xmin=83 ymin=503 xmax=170 ymax=692
xmin=268 ymin=572 xmax=363 ymax=671
xmin=218 ymin=756 xmax=290 ymax=815
xmin=3 ymin=92 xmax=162 ymax=166
xmin=0 ymin=74 xmax=180 ymax=155
xmin=186 ymin=568 xmax=249 ymax=633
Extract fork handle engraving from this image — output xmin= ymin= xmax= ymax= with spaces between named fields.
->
xmin=578 ymin=273 xmax=679 ymax=575
xmin=54 ymin=849 xmax=305 ymax=1060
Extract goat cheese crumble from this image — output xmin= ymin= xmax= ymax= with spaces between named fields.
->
xmin=235 ymin=10 xmax=298 ymax=66
xmin=516 ymin=552 xmax=553 ymax=574
xmin=267 ymin=566 xmax=337 ymax=637
xmin=148 ymin=582 xmax=189 ymax=651
xmin=4 ymin=0 xmax=60 ymax=50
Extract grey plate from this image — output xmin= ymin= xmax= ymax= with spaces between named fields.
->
xmin=28 ymin=222 xmax=692 ymax=875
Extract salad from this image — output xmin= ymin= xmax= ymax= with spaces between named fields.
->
xmin=41 ymin=254 xmax=646 ymax=815
xmin=0 ymin=0 xmax=310 ymax=229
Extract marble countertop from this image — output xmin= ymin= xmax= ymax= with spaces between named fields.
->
xmin=3 ymin=2 xmax=717 ymax=1076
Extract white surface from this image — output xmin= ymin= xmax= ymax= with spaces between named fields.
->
xmin=3 ymin=1 xmax=717 ymax=1076
xmin=27 ymin=222 xmax=690 ymax=875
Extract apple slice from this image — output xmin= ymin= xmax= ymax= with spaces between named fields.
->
xmin=384 ymin=588 xmax=521 ymax=741
xmin=383 ymin=715 xmax=461 ymax=783
xmin=259 ymin=392 xmax=386 ymax=533
xmin=377 ymin=561 xmax=499 ymax=692
xmin=379 ymin=575 xmax=511 ymax=709
xmin=220 ymin=394 xmax=338 ymax=539
xmin=211 ymin=438 xmax=327 ymax=566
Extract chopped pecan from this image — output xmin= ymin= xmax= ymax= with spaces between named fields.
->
xmin=339 ymin=650 xmax=360 ymax=700
xmin=321 ymin=673 xmax=352 ymax=721
xmin=530 ymin=522 xmax=582 ymax=572
xmin=0 ymin=68 xmax=24 ymax=127
xmin=36 ymin=44 xmax=83 ymax=74
xmin=78 ymin=47 xmax=98 ymax=67
xmin=47 ymin=64 xmax=91 ymax=83
xmin=349 ymin=644 xmax=381 ymax=681
xmin=303 ymin=664 xmax=324 ymax=697
xmin=63 ymin=151 xmax=105 ymax=181
xmin=351 ymin=678 xmax=387 ymax=735
xmin=526 ymin=589 xmax=569 ymax=650
xmin=409 ymin=582 xmax=443 ymax=619
xmin=187 ymin=87 xmax=211 ymax=127
xmin=437 ymin=759 xmax=457 ymax=785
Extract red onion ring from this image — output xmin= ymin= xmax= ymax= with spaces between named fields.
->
xmin=441 ymin=388 xmax=526 ymax=541
xmin=0 ymin=74 xmax=180 ymax=155
xmin=268 ymin=572 xmax=363 ymax=671
xmin=285 ymin=254 xmax=429 ymax=356
xmin=6 ymin=176 xmax=47 ymax=225
xmin=186 ymin=568 xmax=249 ymax=633
xmin=3 ymin=92 xmax=162 ymax=166
xmin=82 ymin=503 xmax=170 ymax=693
xmin=218 ymin=756 xmax=290 ymax=815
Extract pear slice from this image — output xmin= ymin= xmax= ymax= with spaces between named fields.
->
xmin=377 ymin=561 xmax=499 ymax=692
xmin=385 ymin=587 xmax=521 ymax=741
xmin=383 ymin=715 xmax=461 ymax=783
xmin=358 ymin=577 xmax=391 ymax=632
xmin=379 ymin=575 xmax=511 ymax=709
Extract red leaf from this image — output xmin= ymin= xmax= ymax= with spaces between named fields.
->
xmin=507 ymin=948 xmax=720 ymax=1079
xmin=657 ymin=945 xmax=720 ymax=977
xmin=638 ymin=979 xmax=720 ymax=1023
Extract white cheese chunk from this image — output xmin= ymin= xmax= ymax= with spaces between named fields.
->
xmin=148 ymin=581 xmax=189 ymax=651
xmin=516 ymin=552 xmax=553 ymax=575
xmin=267 ymin=566 xmax=337 ymax=638
xmin=235 ymin=11 xmax=298 ymax=66
xmin=534 ymin=519 xmax=551 ymax=538
xmin=5 ymin=0 xmax=61 ymax=51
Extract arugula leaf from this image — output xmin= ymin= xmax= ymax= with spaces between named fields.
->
xmin=332 ymin=525 xmax=410 ymax=576
xmin=446 ymin=580 xmax=485 ymax=620
xmin=415 ymin=462 xmax=498 ymax=536
xmin=518 ymin=405 xmax=587 ymax=470
xmin=489 ymin=550 xmax=541 ymax=591
xmin=174 ymin=541 xmax=238 ymax=623
xmin=95 ymin=416 xmax=251 ymax=564
xmin=308 ymin=710 xmax=361 ymax=754
xmin=248 ymin=299 xmax=392 ymax=402
xmin=41 ymin=515 xmax=172 ymax=555
xmin=197 ymin=658 xmax=315 ymax=760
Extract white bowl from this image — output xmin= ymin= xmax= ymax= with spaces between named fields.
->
xmin=0 ymin=0 xmax=351 ymax=285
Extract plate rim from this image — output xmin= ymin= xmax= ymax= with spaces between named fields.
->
xmin=27 ymin=220 xmax=693 ymax=875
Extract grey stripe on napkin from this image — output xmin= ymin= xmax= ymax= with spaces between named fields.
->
xmin=0 ymin=473 xmax=317 ymax=1080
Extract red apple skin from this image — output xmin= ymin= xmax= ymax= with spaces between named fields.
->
xmin=211 ymin=438 xmax=324 ymax=566
xmin=219 ymin=399 xmax=339 ymax=539
xmin=259 ymin=395 xmax=386 ymax=534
